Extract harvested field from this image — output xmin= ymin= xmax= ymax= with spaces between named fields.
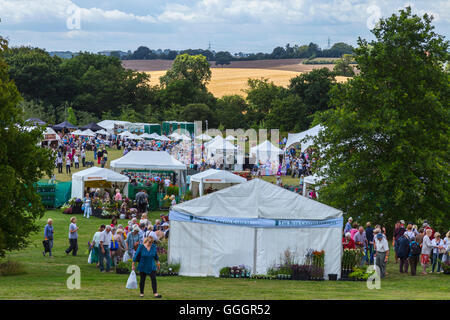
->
xmin=145 ymin=68 xmax=349 ymax=98
xmin=122 ymin=58 xmax=335 ymax=73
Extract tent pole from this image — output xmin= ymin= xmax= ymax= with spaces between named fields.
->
xmin=253 ymin=228 xmax=258 ymax=275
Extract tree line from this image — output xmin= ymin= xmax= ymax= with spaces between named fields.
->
xmin=121 ymin=42 xmax=355 ymax=63
xmin=8 ymin=47 xmax=342 ymax=135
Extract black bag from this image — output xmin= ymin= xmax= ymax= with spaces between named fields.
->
xmin=410 ymin=241 xmax=421 ymax=256
xmin=43 ymin=240 xmax=50 ymax=253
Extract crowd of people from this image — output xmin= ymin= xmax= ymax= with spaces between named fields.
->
xmin=342 ymin=217 xmax=450 ymax=278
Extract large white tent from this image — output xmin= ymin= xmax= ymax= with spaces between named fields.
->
xmin=157 ymin=135 xmax=171 ymax=141
xmin=97 ymin=120 xmax=131 ymax=135
xmin=196 ymin=133 xmax=212 ymax=141
xmin=205 ymin=136 xmax=237 ymax=157
xmin=285 ymin=125 xmax=324 ymax=152
xmin=71 ymin=167 xmax=129 ymax=199
xmin=110 ymin=151 xmax=187 ymax=188
xmin=80 ymin=129 xmax=96 ymax=137
xmin=169 ymin=179 xmax=343 ymax=278
xmin=111 ymin=151 xmax=186 ymax=171
xmin=250 ymin=140 xmax=282 ymax=163
xmin=190 ymin=169 xmax=247 ymax=197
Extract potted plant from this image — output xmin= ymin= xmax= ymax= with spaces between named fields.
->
xmin=293 ymin=264 xmax=310 ymax=280
xmin=349 ymin=266 xmax=370 ymax=281
xmin=219 ymin=267 xmax=231 ymax=278
xmin=116 ymin=261 xmax=130 ymax=274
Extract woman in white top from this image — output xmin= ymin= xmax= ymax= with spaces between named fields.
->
xmin=421 ymin=229 xmax=433 ymax=274
xmin=90 ymin=225 xmax=105 ymax=266
xmin=443 ymin=231 xmax=450 ymax=263
xmin=431 ymin=232 xmax=445 ymax=273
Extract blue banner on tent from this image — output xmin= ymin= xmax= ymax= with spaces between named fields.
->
xmin=169 ymin=211 xmax=343 ymax=229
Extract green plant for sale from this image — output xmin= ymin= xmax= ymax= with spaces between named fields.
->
xmin=349 ymin=266 xmax=370 ymax=280
xmin=219 ymin=267 xmax=231 ymax=277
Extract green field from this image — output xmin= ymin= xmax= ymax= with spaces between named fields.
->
xmin=1 ymin=210 xmax=448 ymax=300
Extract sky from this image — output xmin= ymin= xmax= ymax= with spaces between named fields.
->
xmin=0 ymin=0 xmax=448 ymax=53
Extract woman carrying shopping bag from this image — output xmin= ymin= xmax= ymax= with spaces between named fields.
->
xmin=132 ymin=237 xmax=161 ymax=298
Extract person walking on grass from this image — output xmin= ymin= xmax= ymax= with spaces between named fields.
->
xmin=365 ymin=222 xmax=375 ymax=265
xmin=90 ymin=225 xmax=105 ymax=267
xmin=431 ymin=233 xmax=445 ymax=273
xmin=83 ymin=193 xmax=92 ymax=219
xmin=408 ymin=236 xmax=421 ymax=276
xmin=354 ymin=227 xmax=367 ymax=266
xmin=43 ymin=218 xmax=54 ymax=258
xmin=98 ymin=225 xmax=112 ymax=272
xmin=65 ymin=217 xmax=79 ymax=256
xmin=396 ymin=233 xmax=410 ymax=274
xmin=421 ymin=228 xmax=433 ymax=274
xmin=65 ymin=154 xmax=71 ymax=174
xmin=132 ymin=236 xmax=162 ymax=298
xmin=374 ymin=232 xmax=389 ymax=278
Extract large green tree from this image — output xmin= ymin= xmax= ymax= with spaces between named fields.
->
xmin=289 ymin=68 xmax=336 ymax=115
xmin=333 ymin=54 xmax=355 ymax=77
xmin=312 ymin=7 xmax=449 ymax=230
xmin=0 ymin=37 xmax=54 ymax=257
xmin=216 ymin=95 xmax=249 ymax=129
xmin=160 ymin=54 xmax=212 ymax=89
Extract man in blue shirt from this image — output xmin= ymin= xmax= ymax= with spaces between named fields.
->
xmin=365 ymin=221 xmax=375 ymax=264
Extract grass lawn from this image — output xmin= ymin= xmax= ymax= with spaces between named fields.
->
xmin=51 ymin=147 xmax=124 ymax=182
xmin=1 ymin=210 xmax=449 ymax=300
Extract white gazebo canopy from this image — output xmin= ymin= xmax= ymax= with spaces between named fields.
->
xmin=225 ymin=135 xmax=237 ymax=141
xmin=157 ymin=135 xmax=171 ymax=141
xmin=81 ymin=129 xmax=96 ymax=137
xmin=179 ymin=134 xmax=192 ymax=141
xmin=111 ymin=151 xmax=187 ymax=171
xmin=190 ymin=169 xmax=247 ymax=197
xmin=196 ymin=133 xmax=212 ymax=141
xmin=71 ymin=167 xmax=130 ymax=199
xmin=285 ymin=124 xmax=324 ymax=152
xmin=149 ymin=133 xmax=161 ymax=139
xmin=96 ymin=129 xmax=110 ymax=136
xmin=205 ymin=137 xmax=237 ymax=159
xmin=72 ymin=129 xmax=83 ymax=135
xmin=250 ymin=140 xmax=282 ymax=163
xmin=169 ymin=132 xmax=182 ymax=140
xmin=169 ymin=178 xmax=343 ymax=278
xmin=139 ymin=133 xmax=153 ymax=139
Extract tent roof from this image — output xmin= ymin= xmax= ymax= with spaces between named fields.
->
xmin=81 ymin=122 xmax=105 ymax=131
xmin=25 ymin=118 xmax=46 ymax=126
xmin=157 ymin=135 xmax=171 ymax=141
xmin=149 ymin=133 xmax=161 ymax=139
xmin=285 ymin=124 xmax=324 ymax=151
xmin=72 ymin=129 xmax=84 ymax=135
xmin=206 ymin=137 xmax=237 ymax=151
xmin=179 ymin=134 xmax=192 ymax=141
xmin=81 ymin=129 xmax=96 ymax=137
xmin=196 ymin=133 xmax=212 ymax=141
xmin=250 ymin=140 xmax=282 ymax=154
xmin=110 ymin=151 xmax=187 ymax=170
xmin=97 ymin=120 xmax=131 ymax=130
xmin=190 ymin=169 xmax=247 ymax=184
xmin=173 ymin=178 xmax=342 ymax=220
xmin=72 ymin=167 xmax=129 ymax=182
xmin=140 ymin=133 xmax=153 ymax=139
xmin=53 ymin=120 xmax=77 ymax=130
xmin=225 ymin=135 xmax=237 ymax=141
xmin=96 ymin=129 xmax=110 ymax=136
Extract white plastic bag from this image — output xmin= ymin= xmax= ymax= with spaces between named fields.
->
xmin=87 ymin=250 xmax=92 ymax=264
xmin=123 ymin=251 xmax=130 ymax=262
xmin=126 ymin=270 xmax=138 ymax=289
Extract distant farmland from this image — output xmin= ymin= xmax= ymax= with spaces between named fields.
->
xmin=122 ymin=59 xmax=348 ymax=97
